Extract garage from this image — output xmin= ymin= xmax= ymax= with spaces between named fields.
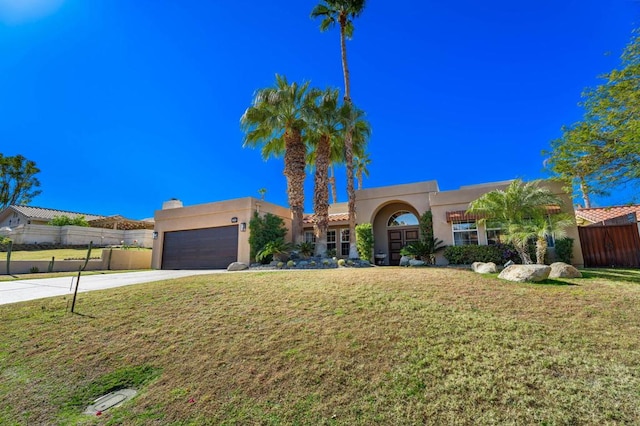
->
xmin=161 ymin=226 xmax=238 ymax=269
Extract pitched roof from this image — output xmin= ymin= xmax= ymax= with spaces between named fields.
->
xmin=7 ymin=205 xmax=105 ymax=222
xmin=576 ymin=205 xmax=640 ymax=224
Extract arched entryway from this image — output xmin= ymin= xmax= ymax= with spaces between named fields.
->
xmin=371 ymin=202 xmax=421 ymax=266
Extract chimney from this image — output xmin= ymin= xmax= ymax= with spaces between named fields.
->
xmin=162 ymin=198 xmax=183 ymax=210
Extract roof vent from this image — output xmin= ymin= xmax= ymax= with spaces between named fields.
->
xmin=162 ymin=199 xmax=183 ymax=210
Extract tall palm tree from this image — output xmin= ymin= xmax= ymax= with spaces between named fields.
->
xmin=305 ymin=88 xmax=345 ymax=256
xmin=466 ymin=179 xmax=567 ymax=264
xmin=354 ymin=152 xmax=371 ymax=190
xmin=312 ymin=0 xmax=367 ymax=258
xmin=240 ymin=74 xmax=310 ymax=244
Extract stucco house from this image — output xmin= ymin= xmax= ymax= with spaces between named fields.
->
xmin=152 ymin=179 xmax=584 ymax=269
xmin=0 ymin=205 xmax=155 ymax=247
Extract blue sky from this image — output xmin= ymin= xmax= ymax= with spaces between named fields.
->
xmin=1 ymin=0 xmax=638 ymax=219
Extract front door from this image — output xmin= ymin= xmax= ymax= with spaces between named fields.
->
xmin=388 ymin=228 xmax=419 ymax=265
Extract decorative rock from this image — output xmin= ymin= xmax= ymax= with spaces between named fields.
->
xmin=549 ymin=262 xmax=582 ymax=278
xmin=399 ymin=255 xmax=410 ymax=267
xmin=409 ymin=259 xmax=426 ymax=267
xmin=472 ymin=262 xmax=498 ymax=274
xmin=498 ymin=264 xmax=551 ymax=282
xmin=227 ymin=262 xmax=249 ymax=271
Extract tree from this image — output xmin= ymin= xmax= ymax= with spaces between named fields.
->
xmin=248 ymin=211 xmax=288 ymax=262
xmin=241 ymin=75 xmax=310 ymax=244
xmin=466 ymin=180 xmax=570 ymax=264
xmin=545 ymin=30 xmax=640 ymax=202
xmin=306 ymin=88 xmax=345 ymax=256
xmin=312 ymin=0 xmax=367 ymax=258
xmin=0 ymin=154 xmax=41 ymax=210
xmin=354 ymin=152 xmax=371 ymax=190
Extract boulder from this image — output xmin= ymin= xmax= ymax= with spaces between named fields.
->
xmin=472 ymin=262 xmax=498 ymax=274
xmin=227 ymin=262 xmax=249 ymax=272
xmin=549 ymin=262 xmax=582 ymax=278
xmin=409 ymin=259 xmax=426 ymax=267
xmin=498 ymin=264 xmax=551 ymax=282
xmin=399 ymin=255 xmax=411 ymax=267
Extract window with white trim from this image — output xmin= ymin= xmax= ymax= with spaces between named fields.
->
xmin=486 ymin=227 xmax=503 ymax=245
xmin=304 ymin=231 xmax=316 ymax=247
xmin=340 ymin=229 xmax=350 ymax=256
xmin=452 ymin=221 xmax=478 ymax=246
xmin=327 ymin=230 xmax=337 ymax=253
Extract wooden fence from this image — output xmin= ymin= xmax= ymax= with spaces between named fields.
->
xmin=578 ymin=223 xmax=640 ymax=268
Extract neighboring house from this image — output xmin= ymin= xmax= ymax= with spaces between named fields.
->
xmin=0 ymin=205 xmax=155 ymax=247
xmin=0 ymin=205 xmax=105 ymax=228
xmin=575 ymin=205 xmax=640 ymax=226
xmin=152 ymin=179 xmax=584 ymax=269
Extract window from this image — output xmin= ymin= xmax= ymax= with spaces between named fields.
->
xmin=340 ymin=229 xmax=350 ymax=256
xmin=327 ymin=230 xmax=337 ymax=254
xmin=387 ymin=211 xmax=419 ymax=227
xmin=304 ymin=231 xmax=316 ymax=248
xmin=452 ymin=221 xmax=478 ymax=246
xmin=486 ymin=228 xmax=503 ymax=245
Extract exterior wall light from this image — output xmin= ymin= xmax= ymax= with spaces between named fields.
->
xmin=152 ymin=231 xmax=158 ymax=240
xmin=240 ymin=222 xmax=247 ymax=232
xmin=231 ymin=217 xmax=238 ymax=223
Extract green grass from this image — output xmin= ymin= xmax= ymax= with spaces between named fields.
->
xmin=1 ymin=267 xmax=639 ymax=424
xmin=4 ymin=248 xmax=150 ymax=261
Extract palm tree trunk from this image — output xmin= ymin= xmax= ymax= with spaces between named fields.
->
xmin=329 ymin=164 xmax=338 ymax=204
xmin=313 ymin=136 xmax=331 ymax=256
xmin=284 ymin=129 xmax=306 ymax=244
xmin=535 ymin=238 xmax=547 ymax=265
xmin=339 ymin=18 xmax=358 ymax=259
xmin=357 ymin=169 xmax=363 ymax=190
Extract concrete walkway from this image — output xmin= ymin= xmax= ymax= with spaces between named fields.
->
xmin=0 ymin=270 xmax=223 ymax=306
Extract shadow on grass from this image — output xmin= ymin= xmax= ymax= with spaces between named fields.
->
xmin=580 ymin=268 xmax=640 ymax=284
xmin=535 ymin=278 xmax=578 ymax=286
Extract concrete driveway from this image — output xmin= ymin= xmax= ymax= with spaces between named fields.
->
xmin=0 ymin=270 xmax=223 ymax=306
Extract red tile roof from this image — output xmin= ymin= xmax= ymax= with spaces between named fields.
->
xmin=445 ymin=206 xmax=562 ymax=222
xmin=303 ymin=212 xmax=349 ymax=224
xmin=576 ymin=205 xmax=640 ymax=224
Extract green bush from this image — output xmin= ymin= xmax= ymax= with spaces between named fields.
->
xmin=355 ymin=223 xmax=374 ymax=262
xmin=443 ymin=244 xmax=520 ymax=265
xmin=296 ymin=241 xmax=314 ymax=258
xmin=256 ymin=238 xmax=292 ymax=263
xmin=554 ymin=237 xmax=574 ymax=264
xmin=49 ymin=215 xmax=89 ymax=227
xmin=249 ymin=211 xmax=288 ymax=263
xmin=337 ymin=259 xmax=346 ymax=266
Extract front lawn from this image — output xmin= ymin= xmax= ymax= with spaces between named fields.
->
xmin=1 ymin=268 xmax=639 ymax=424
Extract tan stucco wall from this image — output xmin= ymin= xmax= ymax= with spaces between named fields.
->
xmin=152 ymin=197 xmax=292 ymax=269
xmin=429 ymin=180 xmax=584 ymax=267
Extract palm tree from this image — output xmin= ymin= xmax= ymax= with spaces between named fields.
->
xmin=312 ymin=0 xmax=367 ymax=258
xmin=466 ymin=179 xmax=568 ymax=264
xmin=241 ymin=74 xmax=310 ymax=244
xmin=530 ymin=213 xmax=575 ymax=265
xmin=305 ymin=88 xmax=345 ymax=256
xmin=354 ymin=152 xmax=371 ymax=189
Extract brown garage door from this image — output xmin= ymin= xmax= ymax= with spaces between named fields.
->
xmin=161 ymin=226 xmax=238 ymax=269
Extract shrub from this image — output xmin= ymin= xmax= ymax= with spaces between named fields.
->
xmin=30 ymin=266 xmax=39 ymax=273
xmin=249 ymin=211 xmax=287 ymax=263
xmin=355 ymin=223 xmax=374 ymax=262
xmin=326 ymin=248 xmax=337 ymax=258
xmin=287 ymin=260 xmax=295 ymax=268
xmin=555 ymin=238 xmax=574 ymax=264
xmin=296 ymin=241 xmax=314 ymax=258
xmin=337 ymin=259 xmax=346 ymax=267
xmin=400 ymin=238 xmax=445 ymax=263
xmin=49 ymin=215 xmax=89 ymax=227
xmin=256 ymin=238 xmax=292 ymax=263
xmin=443 ymin=244 xmax=519 ymax=265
